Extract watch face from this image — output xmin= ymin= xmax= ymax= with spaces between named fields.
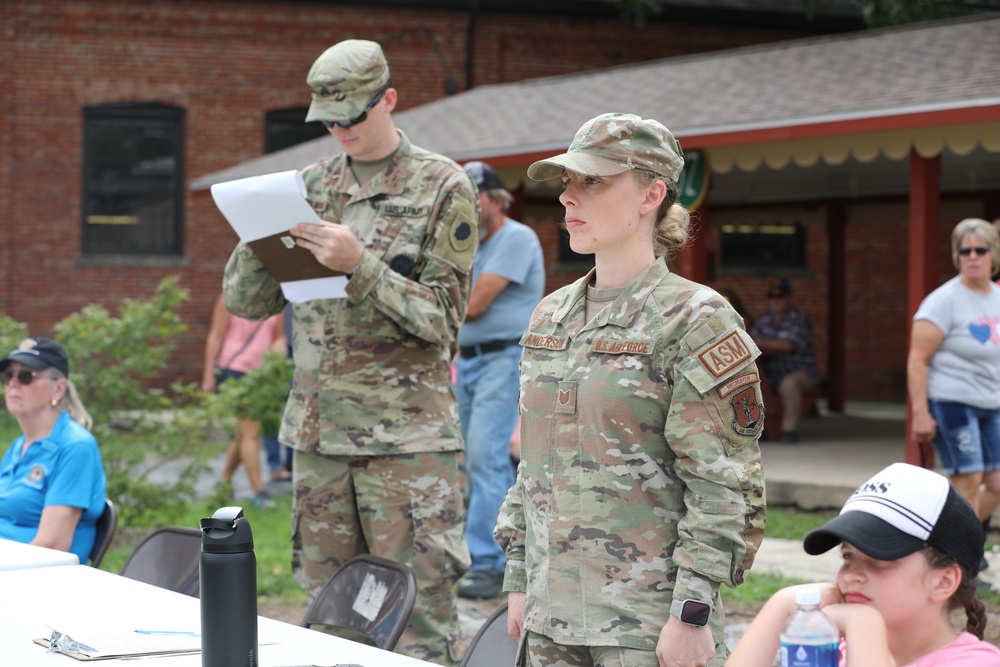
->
xmin=681 ymin=600 xmax=711 ymax=627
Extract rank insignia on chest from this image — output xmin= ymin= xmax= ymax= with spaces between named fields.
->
xmin=556 ymin=381 xmax=576 ymax=414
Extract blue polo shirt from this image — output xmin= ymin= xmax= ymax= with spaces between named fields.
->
xmin=0 ymin=411 xmax=106 ymax=562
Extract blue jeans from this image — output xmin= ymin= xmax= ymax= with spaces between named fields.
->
xmin=928 ymin=399 xmax=1000 ymax=475
xmin=263 ymin=434 xmax=292 ymax=471
xmin=455 ymin=344 xmax=521 ymax=572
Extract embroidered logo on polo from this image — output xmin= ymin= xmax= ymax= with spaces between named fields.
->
xmin=697 ymin=331 xmax=752 ymax=378
xmin=556 ymin=381 xmax=576 ymax=414
xmin=590 ymin=338 xmax=653 ymax=355
xmin=28 ymin=465 xmax=45 ymax=483
xmin=522 ymin=333 xmax=568 ymax=351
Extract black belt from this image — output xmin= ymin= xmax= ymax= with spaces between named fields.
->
xmin=459 ymin=338 xmax=521 ymax=359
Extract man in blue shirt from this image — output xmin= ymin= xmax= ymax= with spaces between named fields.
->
xmin=455 ymin=162 xmax=545 ymax=599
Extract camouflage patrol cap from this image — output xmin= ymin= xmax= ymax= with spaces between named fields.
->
xmin=305 ymin=39 xmax=391 ymax=123
xmin=527 ymin=113 xmax=684 ymax=183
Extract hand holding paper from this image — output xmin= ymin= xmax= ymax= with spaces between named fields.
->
xmin=211 ymin=170 xmax=349 ymax=303
xmin=291 ymin=220 xmax=364 ymax=275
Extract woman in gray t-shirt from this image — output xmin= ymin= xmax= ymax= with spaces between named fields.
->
xmin=908 ymin=217 xmax=1000 ymax=525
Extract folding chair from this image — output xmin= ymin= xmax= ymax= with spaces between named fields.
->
xmin=459 ymin=602 xmax=516 ymax=667
xmin=88 ymin=498 xmax=117 ymax=567
xmin=300 ymin=554 xmax=417 ymax=651
xmin=119 ymin=526 xmax=202 ymax=597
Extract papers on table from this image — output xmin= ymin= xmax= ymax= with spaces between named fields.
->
xmin=211 ymin=170 xmax=348 ymax=303
xmin=38 ymin=625 xmax=201 ymax=660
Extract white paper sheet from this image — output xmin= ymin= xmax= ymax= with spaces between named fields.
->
xmin=210 ymin=170 xmax=348 ymax=303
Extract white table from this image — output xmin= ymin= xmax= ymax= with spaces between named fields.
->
xmin=0 ymin=537 xmax=79 ymax=571
xmin=0 ymin=565 xmax=435 ymax=666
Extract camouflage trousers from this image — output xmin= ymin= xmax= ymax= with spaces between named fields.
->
xmin=291 ymin=449 xmax=470 ymax=666
xmin=521 ymin=632 xmax=728 ymax=667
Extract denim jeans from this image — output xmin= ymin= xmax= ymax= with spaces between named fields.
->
xmin=455 ymin=344 xmax=521 ymax=572
xmin=263 ymin=434 xmax=292 ymax=471
xmin=928 ymin=399 xmax=1000 ymax=475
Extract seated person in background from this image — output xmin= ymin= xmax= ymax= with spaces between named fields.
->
xmin=727 ymin=462 xmax=1000 ymax=667
xmin=0 ymin=338 xmax=106 ymax=562
xmin=750 ymin=278 xmax=820 ymax=442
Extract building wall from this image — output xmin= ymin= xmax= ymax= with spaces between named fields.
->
xmin=0 ymin=0 xmax=829 ymax=382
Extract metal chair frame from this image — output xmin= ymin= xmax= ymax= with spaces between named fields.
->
xmin=88 ymin=498 xmax=117 ymax=567
xmin=300 ymin=554 xmax=417 ymax=651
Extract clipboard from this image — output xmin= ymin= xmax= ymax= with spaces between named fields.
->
xmin=246 ymin=233 xmax=346 ymax=283
xmin=33 ymin=636 xmax=201 ymax=661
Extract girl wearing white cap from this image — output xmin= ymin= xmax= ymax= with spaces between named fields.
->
xmin=494 ymin=113 xmax=767 ymax=667
xmin=728 ymin=462 xmax=1000 ymax=666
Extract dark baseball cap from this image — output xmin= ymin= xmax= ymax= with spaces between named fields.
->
xmin=0 ymin=337 xmax=70 ymax=378
xmin=804 ymin=463 xmax=987 ymax=575
xmin=463 ymin=161 xmax=505 ymax=192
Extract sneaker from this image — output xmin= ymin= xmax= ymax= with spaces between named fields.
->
xmin=270 ymin=466 xmax=292 ymax=482
xmin=252 ymin=491 xmax=274 ymax=509
xmin=457 ymin=569 xmax=504 ymax=599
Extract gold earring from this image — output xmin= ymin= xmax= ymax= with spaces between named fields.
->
xmin=51 ymin=399 xmax=57 ymax=407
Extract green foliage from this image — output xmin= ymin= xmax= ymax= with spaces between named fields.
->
xmin=604 ymin=0 xmax=662 ymax=28
xmin=214 ymin=350 xmax=293 ymax=438
xmin=0 ymin=277 xmax=230 ymax=526
xmin=798 ymin=0 xmax=975 ymax=27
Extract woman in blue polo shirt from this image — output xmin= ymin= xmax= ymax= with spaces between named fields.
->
xmin=0 ymin=337 xmax=106 ymax=562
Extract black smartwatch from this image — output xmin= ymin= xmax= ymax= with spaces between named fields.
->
xmin=671 ymin=599 xmax=712 ymax=627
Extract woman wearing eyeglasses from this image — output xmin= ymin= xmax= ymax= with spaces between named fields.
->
xmin=0 ymin=337 xmax=106 ymax=562
xmin=908 ymin=217 xmax=1000 ymax=526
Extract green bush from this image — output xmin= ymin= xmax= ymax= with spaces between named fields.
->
xmin=0 ymin=277 xmax=242 ymax=526
xmin=215 ymin=349 xmax=293 ymax=439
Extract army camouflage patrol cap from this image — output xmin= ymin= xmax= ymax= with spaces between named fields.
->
xmin=527 ymin=113 xmax=684 ymax=183
xmin=305 ymin=39 xmax=391 ymax=123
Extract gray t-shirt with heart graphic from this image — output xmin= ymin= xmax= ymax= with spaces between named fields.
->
xmin=915 ymin=275 xmax=1000 ymax=409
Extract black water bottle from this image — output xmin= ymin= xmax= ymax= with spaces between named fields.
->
xmin=200 ymin=506 xmax=258 ymax=667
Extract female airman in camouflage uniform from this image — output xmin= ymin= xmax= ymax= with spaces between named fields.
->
xmin=495 ymin=113 xmax=766 ymax=667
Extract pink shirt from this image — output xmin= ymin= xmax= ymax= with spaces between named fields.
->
xmin=217 ymin=313 xmax=282 ymax=374
xmin=841 ymin=632 xmax=1000 ymax=667
xmin=905 ymin=632 xmax=1000 ymax=666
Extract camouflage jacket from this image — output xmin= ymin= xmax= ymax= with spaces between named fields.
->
xmin=494 ymin=258 xmax=766 ymax=652
xmin=223 ymin=131 xmax=478 ymax=456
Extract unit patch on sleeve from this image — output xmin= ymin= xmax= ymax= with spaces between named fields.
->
xmin=697 ymin=330 xmax=752 ymax=378
xmin=729 ymin=385 xmax=764 ymax=436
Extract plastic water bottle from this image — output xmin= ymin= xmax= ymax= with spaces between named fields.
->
xmin=780 ymin=588 xmax=838 ymax=667
xmin=200 ymin=506 xmax=258 ymax=667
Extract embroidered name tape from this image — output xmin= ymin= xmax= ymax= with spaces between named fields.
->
xmin=591 ymin=338 xmax=653 ymax=355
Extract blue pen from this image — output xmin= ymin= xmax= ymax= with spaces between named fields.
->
xmin=134 ymin=630 xmax=200 ymax=637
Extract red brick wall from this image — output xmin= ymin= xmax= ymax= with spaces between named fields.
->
xmin=0 ymin=0 xmax=854 ymax=383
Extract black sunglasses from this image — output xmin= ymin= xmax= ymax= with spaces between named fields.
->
xmin=959 ymin=247 xmax=990 ymax=256
xmin=1 ymin=369 xmax=42 ymax=386
xmin=321 ymin=82 xmax=391 ymax=130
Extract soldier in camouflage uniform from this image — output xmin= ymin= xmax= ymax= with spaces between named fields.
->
xmin=222 ymin=39 xmax=477 ymax=666
xmin=494 ymin=113 xmax=766 ymax=667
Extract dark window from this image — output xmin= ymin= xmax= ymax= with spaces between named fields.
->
xmin=720 ymin=221 xmax=806 ymax=268
xmin=82 ymin=103 xmax=184 ymax=255
xmin=264 ymin=108 xmax=327 ymax=154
